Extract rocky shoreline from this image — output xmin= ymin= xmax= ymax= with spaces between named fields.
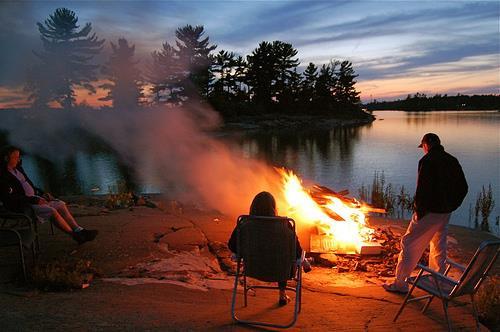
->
xmin=220 ymin=113 xmax=375 ymax=132
xmin=1 ymin=201 xmax=498 ymax=330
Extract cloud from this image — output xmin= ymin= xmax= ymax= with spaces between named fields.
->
xmin=0 ymin=1 xmax=498 ymax=102
xmin=214 ymin=1 xmax=350 ymax=48
xmin=355 ymin=34 xmax=499 ymax=81
xmin=300 ymin=1 xmax=498 ymax=45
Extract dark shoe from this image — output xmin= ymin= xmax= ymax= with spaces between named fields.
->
xmin=279 ymin=294 xmax=290 ymax=306
xmin=82 ymin=229 xmax=98 ymax=242
xmin=72 ymin=229 xmax=98 ymax=244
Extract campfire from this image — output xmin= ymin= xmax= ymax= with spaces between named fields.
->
xmin=277 ymin=168 xmax=384 ymax=255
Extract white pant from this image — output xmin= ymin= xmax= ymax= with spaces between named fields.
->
xmin=394 ymin=212 xmax=450 ymax=287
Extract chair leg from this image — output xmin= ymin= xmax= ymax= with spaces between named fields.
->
xmin=298 ymin=281 xmax=302 ymax=313
xmin=230 ymin=261 xmax=240 ymax=322
xmin=470 ymin=294 xmax=481 ymax=332
xmin=441 ymin=299 xmax=451 ymax=332
xmin=393 ymin=281 xmax=418 ymax=322
xmin=31 ymin=243 xmax=37 ymax=265
xmin=35 ymin=233 xmax=41 ymax=253
xmin=243 ymin=274 xmax=248 ymax=307
xmin=18 ymin=243 xmax=27 ymax=282
xmin=422 ymin=295 xmax=434 ymax=313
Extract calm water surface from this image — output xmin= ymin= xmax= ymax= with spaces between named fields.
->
xmin=23 ymin=111 xmax=499 ymax=231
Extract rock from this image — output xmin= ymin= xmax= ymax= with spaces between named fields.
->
xmin=160 ymin=227 xmax=208 ymax=252
xmin=208 ymin=241 xmax=236 ymax=274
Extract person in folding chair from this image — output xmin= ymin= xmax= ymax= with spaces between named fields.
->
xmin=383 ymin=133 xmax=468 ymax=293
xmin=228 ymin=191 xmax=311 ymax=306
xmin=0 ymin=146 xmax=98 ymax=245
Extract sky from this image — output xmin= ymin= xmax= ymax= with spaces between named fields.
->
xmin=0 ymin=0 xmax=498 ymax=108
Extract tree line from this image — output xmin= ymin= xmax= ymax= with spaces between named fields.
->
xmin=365 ymin=93 xmax=500 ymax=111
xmin=25 ymin=8 xmax=366 ymax=118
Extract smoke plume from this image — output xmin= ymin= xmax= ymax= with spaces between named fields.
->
xmin=0 ymin=104 xmax=283 ymax=217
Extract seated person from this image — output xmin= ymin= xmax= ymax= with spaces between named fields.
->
xmin=0 ymin=146 xmax=98 ymax=244
xmin=228 ymin=191 xmax=310 ymax=306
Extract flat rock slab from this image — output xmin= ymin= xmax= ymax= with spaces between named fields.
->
xmin=161 ymin=227 xmax=208 ymax=251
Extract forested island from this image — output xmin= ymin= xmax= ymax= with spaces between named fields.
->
xmin=17 ymin=7 xmax=371 ymax=128
xmin=365 ymin=93 xmax=500 ymax=111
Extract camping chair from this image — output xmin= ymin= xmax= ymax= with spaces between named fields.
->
xmin=230 ymin=215 xmax=305 ymax=329
xmin=394 ymin=239 xmax=500 ymax=331
xmin=0 ymin=209 xmax=38 ymax=281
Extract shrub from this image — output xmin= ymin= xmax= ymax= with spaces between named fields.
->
xmin=474 ymin=185 xmax=495 ymax=232
xmin=31 ymin=259 xmax=97 ymax=291
xmin=105 ymin=180 xmax=135 ymax=209
xmin=475 ymin=276 xmax=500 ymax=329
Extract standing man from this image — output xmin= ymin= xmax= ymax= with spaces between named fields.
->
xmin=383 ymin=133 xmax=468 ymax=293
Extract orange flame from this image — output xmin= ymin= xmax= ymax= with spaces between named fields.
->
xmin=277 ymin=168 xmax=375 ymax=253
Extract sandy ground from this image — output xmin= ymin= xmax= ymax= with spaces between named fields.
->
xmin=0 ymin=201 xmax=498 ymax=331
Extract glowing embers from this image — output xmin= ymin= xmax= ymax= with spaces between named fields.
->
xmin=278 ymin=168 xmax=383 ymax=255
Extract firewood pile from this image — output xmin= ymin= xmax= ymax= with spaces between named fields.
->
xmin=312 ymin=226 xmax=402 ymax=277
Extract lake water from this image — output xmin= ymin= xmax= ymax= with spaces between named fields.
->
xmin=21 ymin=110 xmax=499 ymax=232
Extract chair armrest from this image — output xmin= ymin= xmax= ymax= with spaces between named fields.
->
xmin=446 ymin=258 xmax=466 ymax=272
xmin=416 ymin=263 xmax=459 ymax=285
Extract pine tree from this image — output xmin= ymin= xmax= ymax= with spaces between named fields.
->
xmin=301 ymin=62 xmax=318 ymax=103
xmin=315 ymin=62 xmax=337 ymax=111
xmin=281 ymin=68 xmax=302 ymax=111
xmin=335 ymin=60 xmax=361 ymax=111
xmin=246 ymin=41 xmax=276 ymax=107
xmin=273 ymin=41 xmax=300 ymax=106
xmin=233 ymin=55 xmax=248 ymax=101
xmin=246 ymin=41 xmax=299 ymax=109
xmin=99 ymin=38 xmax=142 ymax=110
xmin=211 ymin=50 xmax=237 ymax=96
xmin=27 ymin=8 xmax=104 ymax=108
xmin=175 ymin=25 xmax=217 ymax=99
xmin=147 ymin=41 xmax=181 ymax=104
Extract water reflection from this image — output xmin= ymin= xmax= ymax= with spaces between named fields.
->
xmin=228 ymin=126 xmax=363 ymax=169
xmin=1 ymin=111 xmax=498 ymax=232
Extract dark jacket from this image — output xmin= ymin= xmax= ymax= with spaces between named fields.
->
xmin=0 ymin=166 xmax=43 ymax=212
xmin=414 ymin=145 xmax=468 ymax=219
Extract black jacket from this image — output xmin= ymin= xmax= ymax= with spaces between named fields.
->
xmin=414 ymin=145 xmax=468 ymax=218
xmin=0 ymin=166 xmax=43 ymax=212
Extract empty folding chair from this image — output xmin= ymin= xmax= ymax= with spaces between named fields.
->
xmin=394 ymin=239 xmax=500 ymax=331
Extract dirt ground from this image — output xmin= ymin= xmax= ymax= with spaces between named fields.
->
xmin=0 ymin=200 xmax=498 ymax=331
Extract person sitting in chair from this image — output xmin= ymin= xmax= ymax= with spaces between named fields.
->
xmin=228 ymin=191 xmax=311 ymax=306
xmin=0 ymin=146 xmax=98 ymax=244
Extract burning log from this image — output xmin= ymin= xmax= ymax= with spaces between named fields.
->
xmin=310 ymin=185 xmax=357 ymax=206
xmin=278 ymin=168 xmax=385 ymax=257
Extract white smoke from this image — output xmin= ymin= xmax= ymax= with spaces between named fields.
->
xmin=0 ymin=104 xmax=283 ymax=217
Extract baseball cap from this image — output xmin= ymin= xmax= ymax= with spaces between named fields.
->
xmin=418 ymin=133 xmax=440 ymax=148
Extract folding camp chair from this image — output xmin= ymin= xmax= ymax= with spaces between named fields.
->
xmin=231 ymin=215 xmax=305 ymax=329
xmin=0 ymin=210 xmax=38 ymax=281
xmin=394 ymin=239 xmax=500 ymax=331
